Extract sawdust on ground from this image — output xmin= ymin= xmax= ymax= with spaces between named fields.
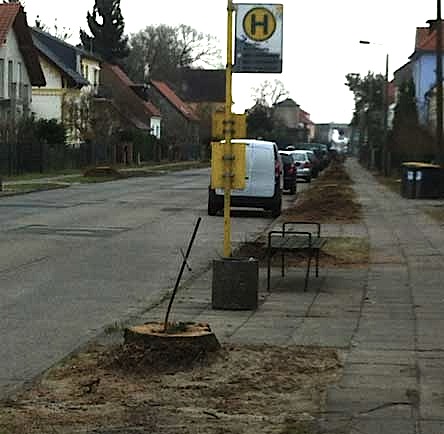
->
xmin=0 ymin=343 xmax=341 ymax=434
xmin=282 ymin=161 xmax=362 ymax=223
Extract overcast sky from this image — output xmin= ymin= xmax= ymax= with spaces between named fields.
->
xmin=22 ymin=0 xmax=438 ymax=123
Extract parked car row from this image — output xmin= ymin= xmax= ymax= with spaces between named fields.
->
xmin=207 ymin=139 xmax=334 ymax=217
xmin=278 ymin=143 xmax=332 ymax=190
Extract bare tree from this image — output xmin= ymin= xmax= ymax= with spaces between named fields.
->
xmin=251 ymin=80 xmax=289 ymax=107
xmin=125 ymin=24 xmax=222 ymax=84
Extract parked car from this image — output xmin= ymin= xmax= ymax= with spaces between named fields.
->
xmin=285 ymin=149 xmax=313 ymax=182
xmin=308 ymin=143 xmax=330 ymax=170
xmin=208 ymin=139 xmax=283 ymax=217
xmin=305 ymin=150 xmax=321 ymax=178
xmin=278 ymin=151 xmax=298 ymax=194
xmin=288 ymin=143 xmax=329 ymax=172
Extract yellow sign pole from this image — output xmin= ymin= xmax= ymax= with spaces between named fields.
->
xmin=224 ymin=0 xmax=234 ymax=258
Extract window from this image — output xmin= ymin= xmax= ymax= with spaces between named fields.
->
xmin=0 ymin=59 xmax=4 ymax=98
xmin=93 ymin=69 xmax=98 ymax=87
xmin=8 ymin=60 xmax=13 ymax=98
xmin=85 ymin=65 xmax=89 ymax=80
xmin=17 ymin=62 xmax=22 ymax=98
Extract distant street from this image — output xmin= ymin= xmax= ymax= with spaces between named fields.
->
xmin=0 ymin=168 xmax=303 ymax=397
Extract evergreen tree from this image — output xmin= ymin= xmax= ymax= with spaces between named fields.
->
xmin=80 ymin=0 xmax=129 ymax=62
xmin=393 ymin=79 xmax=418 ymax=129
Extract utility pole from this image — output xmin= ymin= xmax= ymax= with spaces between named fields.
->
xmin=383 ymin=53 xmax=389 ymax=175
xmin=223 ymin=0 xmax=234 ymax=257
xmin=437 ymin=0 xmax=444 ymax=165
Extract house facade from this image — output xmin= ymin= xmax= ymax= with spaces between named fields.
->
xmin=273 ymin=98 xmax=301 ymax=129
xmin=30 ymin=28 xmax=101 ymax=145
xmin=148 ymin=80 xmax=200 ymax=160
xmin=176 ymin=68 xmax=225 ymax=158
xmin=272 ymin=98 xmax=311 ymax=144
xmin=0 ymin=4 xmax=45 ymax=122
xmin=97 ymin=63 xmax=162 ymax=163
xmin=100 ymin=64 xmax=161 ymax=138
xmin=408 ymin=26 xmax=444 ymax=125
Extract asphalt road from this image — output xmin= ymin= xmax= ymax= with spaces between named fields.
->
xmin=0 ymin=168 xmax=304 ymax=398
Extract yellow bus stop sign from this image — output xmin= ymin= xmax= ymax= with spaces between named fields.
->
xmin=212 ymin=112 xmax=247 ymax=140
xmin=211 ymin=141 xmax=246 ymax=190
xmin=243 ymin=7 xmax=277 ymax=42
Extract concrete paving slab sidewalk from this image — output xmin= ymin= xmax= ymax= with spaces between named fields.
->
xmin=135 ymin=158 xmax=444 ymax=433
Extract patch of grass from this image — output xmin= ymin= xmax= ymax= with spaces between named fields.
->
xmin=235 ymin=237 xmax=369 ymax=268
xmin=3 ymin=169 xmax=80 ymax=182
xmin=104 ymin=321 xmax=127 ymax=335
xmin=424 ymin=205 xmax=444 ymax=223
xmin=2 ymin=183 xmax=68 ymax=194
xmin=374 ymin=173 xmax=402 ymax=194
xmin=60 ymin=175 xmax=121 ymax=184
xmin=323 ymin=236 xmax=369 ymax=266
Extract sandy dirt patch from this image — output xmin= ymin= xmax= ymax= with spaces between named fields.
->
xmin=0 ymin=343 xmax=341 ymax=434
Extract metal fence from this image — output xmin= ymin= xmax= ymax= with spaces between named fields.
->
xmin=0 ymin=142 xmax=98 ymax=176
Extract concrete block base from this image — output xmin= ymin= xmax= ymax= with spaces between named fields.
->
xmin=211 ymin=257 xmax=258 ymax=310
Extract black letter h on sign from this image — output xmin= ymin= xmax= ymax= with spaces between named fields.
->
xmin=251 ymin=13 xmax=268 ymax=35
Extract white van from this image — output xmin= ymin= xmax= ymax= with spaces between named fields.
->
xmin=208 ymin=139 xmax=283 ymax=217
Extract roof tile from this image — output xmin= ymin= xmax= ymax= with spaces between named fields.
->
xmin=151 ymin=80 xmax=199 ymax=121
xmin=415 ymin=26 xmax=444 ymax=52
xmin=0 ymin=3 xmax=20 ymax=45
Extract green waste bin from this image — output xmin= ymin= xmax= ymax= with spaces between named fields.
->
xmin=401 ymin=163 xmax=419 ymax=199
xmin=414 ymin=163 xmax=444 ymax=199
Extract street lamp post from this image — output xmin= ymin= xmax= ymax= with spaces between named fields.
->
xmin=359 ymin=41 xmax=389 ymax=174
xmin=436 ymin=0 xmax=444 ymax=166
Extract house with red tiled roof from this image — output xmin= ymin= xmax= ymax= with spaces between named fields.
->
xmin=148 ymin=80 xmax=200 ymax=160
xmin=272 ymin=98 xmax=312 ymax=143
xmin=97 ymin=63 xmax=162 ymax=163
xmin=101 ymin=64 xmax=161 ymax=136
xmin=0 ymin=3 xmax=45 ymax=120
xmin=300 ymin=109 xmax=315 ymax=141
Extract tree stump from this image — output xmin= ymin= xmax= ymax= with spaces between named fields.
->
xmin=123 ymin=322 xmax=221 ymax=370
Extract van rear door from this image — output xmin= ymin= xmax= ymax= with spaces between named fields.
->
xmin=230 ymin=142 xmax=253 ymax=196
xmin=249 ymin=142 xmax=275 ymax=198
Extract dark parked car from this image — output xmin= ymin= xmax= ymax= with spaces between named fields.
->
xmin=279 ymin=151 xmax=297 ymax=194
xmin=286 ymin=143 xmax=330 ymax=171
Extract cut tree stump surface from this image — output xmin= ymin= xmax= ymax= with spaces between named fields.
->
xmin=124 ymin=322 xmax=221 ymax=355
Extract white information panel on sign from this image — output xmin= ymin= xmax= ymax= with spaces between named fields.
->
xmin=234 ymin=3 xmax=283 ymax=73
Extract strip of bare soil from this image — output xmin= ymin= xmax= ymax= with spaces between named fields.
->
xmin=0 ymin=344 xmax=341 ymax=434
xmin=282 ymin=161 xmax=361 ymax=223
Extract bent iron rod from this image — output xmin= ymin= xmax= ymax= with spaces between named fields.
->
xmin=163 ymin=217 xmax=202 ymax=332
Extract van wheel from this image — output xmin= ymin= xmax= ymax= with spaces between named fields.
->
xmin=208 ymin=189 xmax=220 ymax=216
xmin=270 ymin=197 xmax=282 ymax=218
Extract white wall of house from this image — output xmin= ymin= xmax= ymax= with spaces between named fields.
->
xmin=274 ymin=105 xmax=300 ymax=129
xmin=0 ymin=28 xmax=32 ymax=102
xmin=31 ymin=56 xmax=63 ymax=121
xmin=81 ymin=57 xmax=100 ymax=94
xmin=32 ymin=54 xmax=100 ymax=145
xmin=151 ymin=117 xmax=161 ymax=138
